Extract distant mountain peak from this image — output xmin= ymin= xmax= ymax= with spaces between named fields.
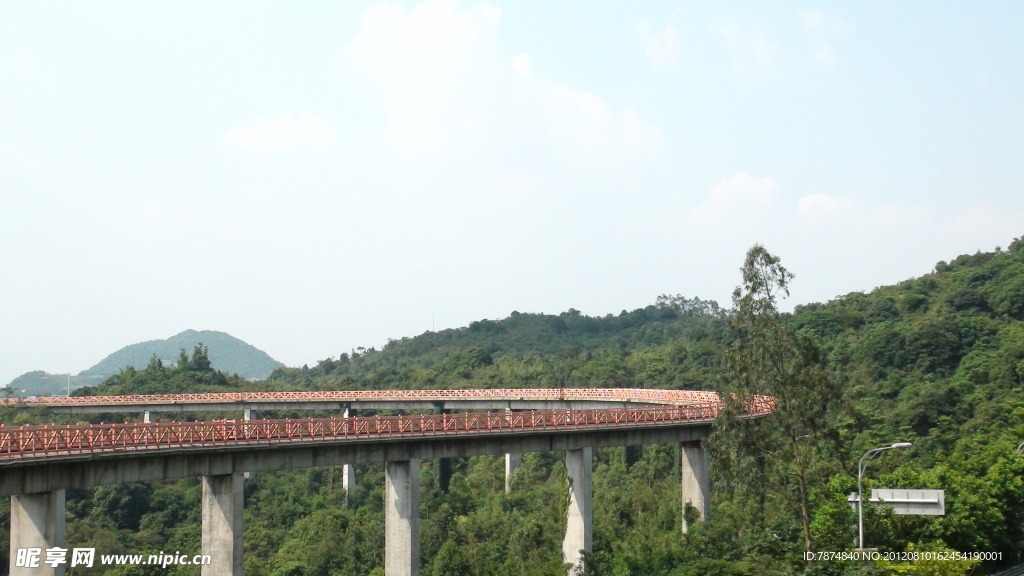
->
xmin=81 ymin=330 xmax=284 ymax=380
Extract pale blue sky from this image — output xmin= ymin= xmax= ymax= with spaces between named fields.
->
xmin=2 ymin=1 xmax=1022 ymax=384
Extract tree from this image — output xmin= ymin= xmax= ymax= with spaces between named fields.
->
xmin=713 ymin=245 xmax=842 ymax=555
xmin=431 ymin=540 xmax=471 ymax=576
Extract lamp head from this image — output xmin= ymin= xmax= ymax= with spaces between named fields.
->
xmin=891 ymin=442 xmax=912 ymax=449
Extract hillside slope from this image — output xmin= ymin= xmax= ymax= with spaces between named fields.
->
xmin=81 ymin=329 xmax=283 ymax=380
xmin=5 ymin=239 xmax=1024 ymax=576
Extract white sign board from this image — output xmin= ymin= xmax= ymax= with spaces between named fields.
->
xmin=870 ymin=489 xmax=945 ymax=516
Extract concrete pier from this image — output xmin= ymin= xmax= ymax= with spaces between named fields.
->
xmin=9 ymin=491 xmax=65 ymax=576
xmin=385 ymin=459 xmax=421 ymax=576
xmin=504 ymin=453 xmax=522 ymax=493
xmin=504 ymin=409 xmax=521 ymax=493
xmin=242 ymin=409 xmax=254 ymax=479
xmin=202 ymin=473 xmax=243 ymax=576
xmin=342 ymin=407 xmax=356 ymax=503
xmin=562 ymin=447 xmax=592 ymax=575
xmin=435 ymin=408 xmax=451 ymax=493
xmin=342 ymin=465 xmax=356 ymax=504
xmin=680 ymin=441 xmax=709 ymax=533
xmin=143 ymin=410 xmax=152 ymax=424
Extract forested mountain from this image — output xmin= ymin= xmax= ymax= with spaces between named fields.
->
xmin=267 ymin=295 xmax=728 ymax=393
xmin=5 ymin=370 xmax=105 ymax=397
xmin=3 ymin=238 xmax=1024 ymax=576
xmin=4 ymin=330 xmax=282 ymax=396
xmin=82 ymin=329 xmax=283 ymax=380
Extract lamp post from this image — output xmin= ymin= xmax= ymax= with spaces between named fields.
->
xmin=857 ymin=442 xmax=912 ymax=550
xmin=39 ymin=373 xmax=72 ymax=397
xmin=1016 ymin=441 xmax=1024 ymax=454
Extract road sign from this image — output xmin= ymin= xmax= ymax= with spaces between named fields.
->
xmin=871 ymin=489 xmax=945 ymax=516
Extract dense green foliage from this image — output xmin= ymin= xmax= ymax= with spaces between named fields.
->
xmin=76 ymin=346 xmax=254 ymax=396
xmin=5 ymin=238 xmax=1024 ymax=575
xmin=266 ymin=295 xmax=727 ymax=393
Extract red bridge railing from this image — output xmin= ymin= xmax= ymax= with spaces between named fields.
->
xmin=1 ymin=388 xmax=722 ymax=407
xmin=0 ymin=397 xmax=774 ymax=462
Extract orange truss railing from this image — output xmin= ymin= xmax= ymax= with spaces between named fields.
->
xmin=0 ymin=396 xmax=774 ymax=462
xmin=1 ymin=388 xmax=723 ymax=407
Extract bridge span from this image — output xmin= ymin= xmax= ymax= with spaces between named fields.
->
xmin=1 ymin=388 xmax=772 ymax=576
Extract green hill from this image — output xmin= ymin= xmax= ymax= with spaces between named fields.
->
xmin=6 ymin=238 xmax=1024 ymax=575
xmin=5 ymin=330 xmax=284 ymax=396
xmin=81 ymin=329 xmax=283 ymax=380
xmin=5 ymin=371 xmax=105 ymax=397
xmin=258 ymin=236 xmax=1024 ymax=573
xmin=265 ymin=295 xmax=727 ymax=391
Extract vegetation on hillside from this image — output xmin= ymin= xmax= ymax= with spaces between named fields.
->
xmin=82 ymin=329 xmax=284 ymax=380
xmin=3 ymin=237 xmax=1024 ymax=575
xmin=4 ymin=329 xmax=284 ymax=396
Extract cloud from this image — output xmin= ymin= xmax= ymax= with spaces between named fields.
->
xmin=636 ymin=22 xmax=679 ymax=66
xmin=512 ymin=53 xmax=532 ymax=78
xmin=691 ymin=172 xmax=778 ymax=221
xmin=798 ymin=193 xmax=851 ymax=217
xmin=223 ymin=114 xmax=335 ymax=153
xmin=721 ymin=26 xmax=776 ymax=75
xmin=545 ymin=84 xmax=663 ymax=163
xmin=799 ymin=10 xmax=850 ymax=66
xmin=347 ymin=0 xmax=502 ymax=157
xmin=346 ymin=0 xmax=663 ymax=166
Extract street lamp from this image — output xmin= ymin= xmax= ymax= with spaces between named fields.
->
xmin=39 ymin=373 xmax=71 ymax=396
xmin=857 ymin=442 xmax=912 ymax=550
xmin=1016 ymin=441 xmax=1024 ymax=454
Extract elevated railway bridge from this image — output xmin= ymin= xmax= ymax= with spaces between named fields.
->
xmin=0 ymin=388 xmax=773 ymax=576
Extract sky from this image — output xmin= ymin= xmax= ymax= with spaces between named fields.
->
xmin=1 ymin=1 xmax=1022 ymax=385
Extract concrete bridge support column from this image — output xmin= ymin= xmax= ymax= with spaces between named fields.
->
xmin=436 ymin=408 xmax=452 ymax=493
xmin=680 ymin=441 xmax=709 ymax=533
xmin=9 ymin=490 xmax=66 ymax=576
xmin=202 ymin=473 xmax=243 ymax=576
xmin=562 ymin=447 xmax=592 ymax=576
xmin=385 ymin=459 xmax=420 ymax=576
xmin=504 ymin=408 xmax=521 ymax=493
xmin=504 ymin=452 xmax=521 ymax=493
xmin=342 ymin=407 xmax=356 ymax=504
xmin=143 ymin=410 xmax=152 ymax=423
xmin=243 ymin=410 xmax=254 ymax=480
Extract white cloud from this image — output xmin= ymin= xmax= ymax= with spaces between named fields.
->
xmin=512 ymin=53 xmax=532 ymax=78
xmin=545 ymin=84 xmax=663 ymax=163
xmin=691 ymin=172 xmax=778 ymax=221
xmin=721 ymin=26 xmax=776 ymax=75
xmin=223 ymin=114 xmax=335 ymax=153
xmin=798 ymin=193 xmax=851 ymax=217
xmin=636 ymin=22 xmax=679 ymax=66
xmin=346 ymin=0 xmax=663 ymax=165
xmin=799 ymin=10 xmax=850 ymax=66
xmin=347 ymin=0 xmax=502 ymax=157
